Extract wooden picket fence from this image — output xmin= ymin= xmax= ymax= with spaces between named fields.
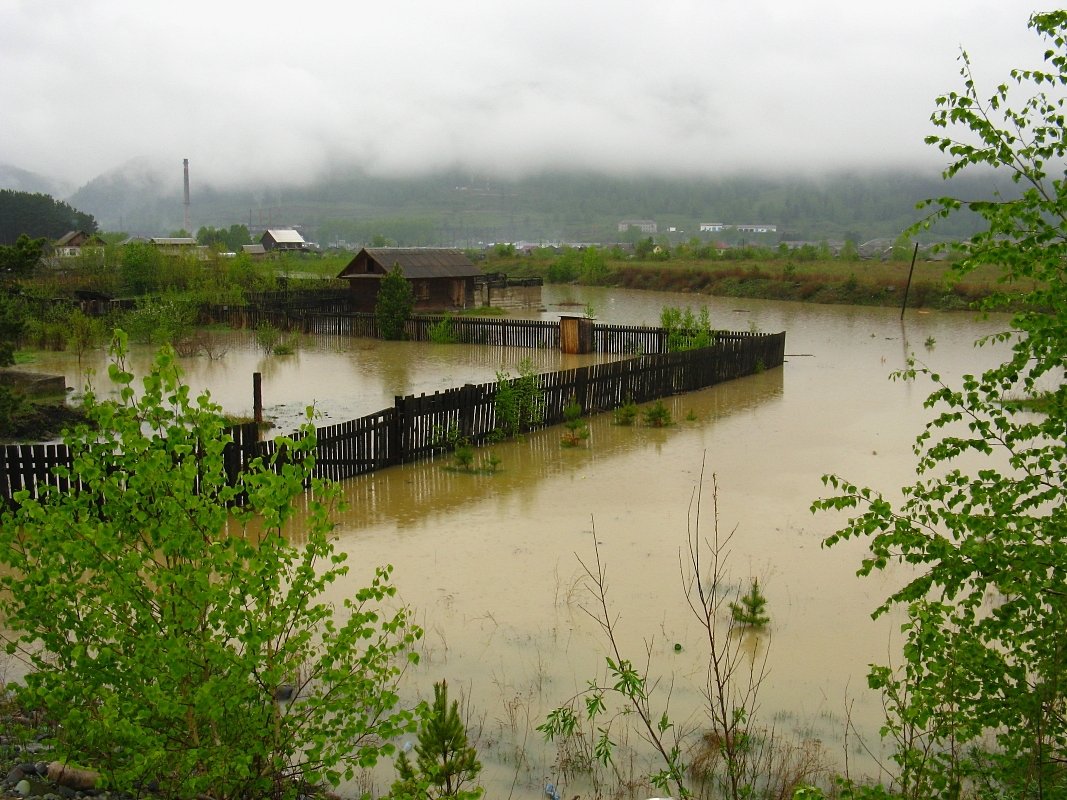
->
xmin=0 ymin=330 xmax=784 ymax=504
xmin=200 ymin=306 xmax=764 ymax=357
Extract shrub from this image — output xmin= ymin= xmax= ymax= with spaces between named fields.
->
xmin=729 ymin=579 xmax=770 ymax=628
xmin=376 ymin=264 xmax=414 ymax=340
xmin=254 ymin=320 xmax=289 ymax=355
xmin=0 ymin=332 xmax=423 ymax=800
xmin=428 ymin=315 xmax=459 ymax=344
xmin=612 ymin=399 xmax=638 ymax=426
xmin=117 ymin=297 xmax=198 ymax=345
xmin=660 ymin=305 xmax=715 ymax=352
xmin=390 ymin=681 xmax=483 ymax=799
xmin=642 ymin=400 xmax=673 ymax=428
xmin=492 ymin=358 xmax=544 ymax=439
xmin=560 ymin=395 xmax=590 ymax=447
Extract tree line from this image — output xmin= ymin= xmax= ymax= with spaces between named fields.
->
xmin=0 ymin=189 xmax=97 ymax=245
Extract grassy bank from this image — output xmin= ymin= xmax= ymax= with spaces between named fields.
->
xmin=489 ymin=252 xmax=1018 ymax=311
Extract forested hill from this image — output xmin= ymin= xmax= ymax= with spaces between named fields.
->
xmin=0 ymin=190 xmax=98 ymax=245
xmin=66 ymin=166 xmax=1003 ymax=245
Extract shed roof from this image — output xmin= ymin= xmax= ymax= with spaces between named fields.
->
xmin=149 ymin=237 xmax=197 ymax=246
xmin=338 ymin=248 xmax=481 ymax=280
xmin=263 ymin=228 xmax=305 ymax=244
xmin=55 ymin=230 xmax=88 ymax=246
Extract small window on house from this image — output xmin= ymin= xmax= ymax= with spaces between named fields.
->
xmin=417 ymin=282 xmax=430 ymax=300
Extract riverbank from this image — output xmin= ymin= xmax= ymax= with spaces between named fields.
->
xmin=489 ymin=254 xmax=1014 ymax=311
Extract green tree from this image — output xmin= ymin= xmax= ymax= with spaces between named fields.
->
xmin=580 ymin=246 xmax=609 ymax=284
xmin=814 ymin=12 xmax=1067 ymax=798
xmin=660 ymin=305 xmax=714 ymax=352
xmin=119 ymin=241 xmax=164 ymax=295
xmin=197 ymin=224 xmax=252 ymax=252
xmin=0 ymin=293 xmax=29 ymax=437
xmin=0 ymin=333 xmax=423 ymax=799
xmin=391 ymin=681 xmax=483 ymax=799
xmin=376 ymin=264 xmax=414 ymax=340
xmin=890 ymin=231 xmax=913 ymax=261
xmin=0 ymin=233 xmax=46 ymax=277
xmin=0 ymin=292 xmax=25 ymax=366
xmin=492 ymin=358 xmax=544 ymax=439
xmin=546 ymin=247 xmax=581 ymax=283
xmin=839 ymin=238 xmax=860 ymax=262
xmin=0 ymin=189 xmax=97 ymax=244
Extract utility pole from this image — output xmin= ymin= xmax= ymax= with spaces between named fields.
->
xmin=183 ymin=158 xmax=191 ymax=234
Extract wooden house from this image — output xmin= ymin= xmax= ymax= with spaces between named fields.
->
xmin=53 ymin=230 xmax=105 ymax=258
xmin=260 ymin=228 xmax=306 ymax=252
xmin=337 ymin=248 xmax=482 ymax=312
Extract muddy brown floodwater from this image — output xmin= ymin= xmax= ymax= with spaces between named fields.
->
xmin=15 ymin=286 xmax=1016 ymax=798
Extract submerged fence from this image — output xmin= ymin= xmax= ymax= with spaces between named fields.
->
xmin=0 ymin=329 xmax=784 ymax=503
xmin=201 ymin=306 xmax=769 ymax=357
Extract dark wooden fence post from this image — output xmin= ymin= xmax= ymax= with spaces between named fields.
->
xmin=253 ymin=372 xmax=263 ymax=424
xmin=391 ymin=395 xmax=406 ymax=465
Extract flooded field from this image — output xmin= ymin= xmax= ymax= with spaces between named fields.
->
xmin=12 ymin=287 xmax=1015 ymax=797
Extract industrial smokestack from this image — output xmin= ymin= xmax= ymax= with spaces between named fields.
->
xmin=183 ymin=158 xmax=190 ymax=233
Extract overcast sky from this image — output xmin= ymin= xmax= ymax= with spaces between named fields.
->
xmin=0 ymin=0 xmax=1048 ymax=190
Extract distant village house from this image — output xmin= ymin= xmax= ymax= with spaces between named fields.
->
xmin=617 ymin=219 xmax=658 ymax=234
xmin=336 ymin=248 xmax=482 ymax=312
xmin=53 ymin=230 xmax=105 ymax=258
xmin=699 ymin=223 xmax=778 ymax=234
xmin=260 ymin=228 xmax=306 ymax=252
xmin=148 ymin=237 xmax=209 ymax=260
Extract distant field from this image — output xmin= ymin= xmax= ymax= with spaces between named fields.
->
xmin=494 ymin=254 xmax=1021 ymax=310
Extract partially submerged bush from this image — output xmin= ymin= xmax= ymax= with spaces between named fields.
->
xmin=0 ymin=331 xmax=423 ymax=799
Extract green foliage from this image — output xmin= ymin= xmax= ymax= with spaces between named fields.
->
xmin=434 ymin=424 xmax=500 ymax=474
xmin=814 ymin=12 xmax=1067 ymax=798
xmin=254 ymin=320 xmax=284 ymax=354
xmin=612 ymin=399 xmax=638 ymax=426
xmin=729 ymin=579 xmax=770 ymax=628
xmin=0 ymin=292 xmax=26 ymax=366
xmin=0 ymin=233 xmax=46 ymax=278
xmin=0 ymin=190 xmax=97 ymax=244
xmin=428 ymin=315 xmax=459 ymax=344
xmin=117 ymin=297 xmax=198 ymax=345
xmin=376 ymin=264 xmax=414 ymax=340
xmin=68 ymin=309 xmax=104 ymax=364
xmin=119 ymin=241 xmax=165 ymax=295
xmin=890 ymin=232 xmax=913 ymax=262
xmin=580 ymin=247 xmax=609 ymax=284
xmin=546 ymin=248 xmax=581 ymax=283
xmin=839 ymin=239 xmax=860 ymax=262
xmin=492 ymin=358 xmax=544 ymax=439
xmin=196 ymin=224 xmax=252 ymax=252
xmin=0 ymin=332 xmax=423 ymax=799
xmin=390 ymin=681 xmax=483 ymax=799
xmin=641 ymin=399 xmax=673 ymax=428
xmin=660 ymin=305 xmax=715 ymax=352
xmin=560 ymin=395 xmax=590 ymax=447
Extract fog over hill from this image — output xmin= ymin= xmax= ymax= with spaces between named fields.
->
xmin=0 ymin=163 xmax=71 ymax=198
xmin=1 ymin=1 xmax=1040 ymax=207
xmin=56 ymin=159 xmax=996 ymax=247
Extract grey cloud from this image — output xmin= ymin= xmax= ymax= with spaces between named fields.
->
xmin=0 ymin=0 xmax=1044 ymax=189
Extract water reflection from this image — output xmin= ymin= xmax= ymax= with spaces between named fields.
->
xmin=334 ymin=367 xmax=784 ymax=533
xmin=11 ymin=288 xmax=1015 ymax=796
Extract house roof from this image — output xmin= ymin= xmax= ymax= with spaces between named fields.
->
xmin=55 ymin=230 xmax=87 ymax=246
xmin=338 ymin=248 xmax=481 ymax=280
xmin=263 ymin=228 xmax=305 ymax=244
xmin=242 ymin=244 xmax=267 ymax=255
xmin=149 ymin=237 xmax=197 ymax=246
